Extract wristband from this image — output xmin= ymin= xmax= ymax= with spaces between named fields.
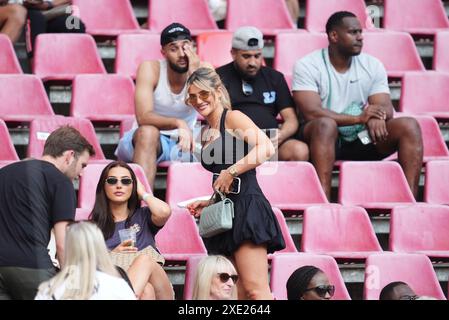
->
xmin=45 ymin=1 xmax=54 ymax=10
xmin=142 ymin=193 xmax=151 ymax=202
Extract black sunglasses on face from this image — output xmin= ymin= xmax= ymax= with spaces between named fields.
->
xmin=105 ymin=177 xmax=133 ymax=185
xmin=304 ymin=285 xmax=335 ymax=298
xmin=242 ymin=80 xmax=253 ymax=96
xmin=217 ymin=273 xmax=239 ymax=284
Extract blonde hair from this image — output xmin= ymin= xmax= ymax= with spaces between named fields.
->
xmin=186 ymin=67 xmax=232 ymax=110
xmin=191 ymin=255 xmax=238 ymax=300
xmin=37 ymin=221 xmax=120 ymax=300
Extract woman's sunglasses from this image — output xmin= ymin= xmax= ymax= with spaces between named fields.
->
xmin=304 ymin=285 xmax=335 ymax=298
xmin=217 ymin=273 xmax=239 ymax=284
xmin=187 ymin=90 xmax=211 ymax=104
xmin=105 ymin=177 xmax=133 ymax=185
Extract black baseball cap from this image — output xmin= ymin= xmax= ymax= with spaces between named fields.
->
xmin=160 ymin=23 xmax=192 ymax=46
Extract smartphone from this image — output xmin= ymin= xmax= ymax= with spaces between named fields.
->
xmin=212 ymin=173 xmax=241 ymax=194
xmin=358 ymin=129 xmax=372 ymax=145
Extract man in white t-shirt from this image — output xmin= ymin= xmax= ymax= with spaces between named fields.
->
xmin=292 ymin=11 xmax=423 ymax=200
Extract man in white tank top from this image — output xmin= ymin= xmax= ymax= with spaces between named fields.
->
xmin=115 ymin=23 xmax=212 ymax=188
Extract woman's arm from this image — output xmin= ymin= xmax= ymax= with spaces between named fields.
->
xmin=137 ymin=179 xmax=171 ymax=227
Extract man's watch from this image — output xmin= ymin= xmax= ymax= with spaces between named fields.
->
xmin=228 ymin=166 xmax=238 ymax=177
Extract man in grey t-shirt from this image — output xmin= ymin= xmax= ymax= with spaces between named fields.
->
xmin=292 ymin=11 xmax=423 ymax=200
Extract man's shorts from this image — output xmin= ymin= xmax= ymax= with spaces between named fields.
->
xmin=115 ymin=128 xmax=198 ymax=163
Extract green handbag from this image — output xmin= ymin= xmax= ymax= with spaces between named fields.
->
xmin=198 ymin=191 xmax=234 ymax=238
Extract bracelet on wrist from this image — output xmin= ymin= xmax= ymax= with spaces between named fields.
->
xmin=142 ymin=193 xmax=151 ymax=202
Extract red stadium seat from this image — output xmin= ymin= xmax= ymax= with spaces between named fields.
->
xmin=273 ymin=32 xmax=328 ymax=87
xmin=196 ymin=32 xmax=233 ymax=68
xmin=71 ymin=75 xmax=136 ymax=122
xmin=338 ymin=161 xmax=416 ymax=210
xmin=114 ymin=33 xmax=163 ymax=79
xmin=27 ymin=116 xmax=106 ymax=161
xmin=270 ymin=207 xmax=297 ymax=255
xmin=364 ymin=253 xmax=446 ymax=300
xmin=362 ymin=31 xmax=425 ymax=78
xmin=225 ymin=0 xmax=296 ymax=35
xmin=400 ymin=72 xmax=449 ymax=120
xmin=0 ymin=119 xmax=19 ymax=161
xmin=78 ymin=162 xmax=151 ymax=211
xmin=425 ymin=160 xmax=449 ymax=205
xmin=0 ymin=34 xmax=22 ymax=74
xmin=304 ymin=0 xmax=371 ymax=32
xmin=270 ymin=253 xmax=351 ymax=300
xmin=72 ymin=0 xmax=144 ymax=36
xmin=390 ymin=204 xmax=449 ymax=258
xmin=0 ymin=75 xmax=55 ymax=122
xmin=434 ymin=31 xmax=449 ymax=72
xmin=183 ymin=255 xmax=207 ymax=300
xmin=33 ymin=34 xmax=106 ymax=82
xmin=383 ymin=0 xmax=449 ymax=35
xmin=302 ymin=206 xmax=382 ymax=260
xmin=147 ymin=0 xmax=218 ymax=35
xmin=155 ymin=208 xmax=207 ymax=262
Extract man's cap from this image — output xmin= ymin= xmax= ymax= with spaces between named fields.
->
xmin=160 ymin=23 xmax=192 ymax=46
xmin=232 ymin=26 xmax=264 ymax=50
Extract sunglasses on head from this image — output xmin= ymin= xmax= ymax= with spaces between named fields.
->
xmin=105 ymin=177 xmax=133 ymax=185
xmin=241 ymin=80 xmax=253 ymax=96
xmin=217 ymin=273 xmax=239 ymax=284
xmin=187 ymin=90 xmax=211 ymax=104
xmin=304 ymin=285 xmax=335 ymax=298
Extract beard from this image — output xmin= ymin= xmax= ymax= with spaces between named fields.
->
xmin=168 ymin=60 xmax=189 ymax=74
xmin=233 ymin=62 xmax=259 ymax=81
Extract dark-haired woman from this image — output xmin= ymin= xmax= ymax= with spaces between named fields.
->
xmin=286 ymin=266 xmax=335 ymax=300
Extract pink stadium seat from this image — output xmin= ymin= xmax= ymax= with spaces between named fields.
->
xmin=147 ymin=0 xmax=218 ymax=35
xmin=33 ymin=34 xmax=106 ymax=82
xmin=364 ymin=253 xmax=446 ymax=300
xmin=305 ymin=0 xmax=371 ymax=32
xmin=78 ymin=162 xmax=151 ymax=211
xmin=0 ymin=161 xmax=15 ymax=169
xmin=72 ymin=0 xmax=144 ymax=36
xmin=425 ymin=160 xmax=449 ymax=205
xmin=434 ymin=31 xmax=449 ymax=72
xmin=155 ymin=208 xmax=207 ymax=262
xmin=400 ymin=72 xmax=449 ymax=120
xmin=256 ymin=162 xmax=329 ymax=212
xmin=390 ymin=204 xmax=449 ymax=258
xmin=383 ymin=0 xmax=449 ymax=35
xmin=0 ymin=119 xmax=19 ymax=161
xmin=196 ymin=32 xmax=233 ymax=68
xmin=362 ymin=32 xmax=425 ymax=78
xmin=225 ymin=0 xmax=296 ymax=35
xmin=165 ymin=162 xmax=213 ymax=208
xmin=27 ymin=116 xmax=106 ymax=161
xmin=270 ymin=253 xmax=351 ymax=300
xmin=0 ymin=75 xmax=55 ymax=122
xmin=273 ymin=32 xmax=328 ymax=87
xmin=0 ymin=34 xmax=22 ymax=74
xmin=270 ymin=207 xmax=297 ymax=255
xmin=75 ymin=207 xmax=91 ymax=221
xmin=70 ymin=75 xmax=136 ymax=122
xmin=302 ymin=206 xmax=382 ymax=260
xmin=338 ymin=161 xmax=416 ymax=210
xmin=183 ymin=255 xmax=207 ymax=300
xmin=114 ymin=33 xmax=163 ymax=79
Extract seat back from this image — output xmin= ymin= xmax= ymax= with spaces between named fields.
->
xmin=305 ymin=0 xmax=370 ymax=32
xmin=148 ymin=0 xmax=217 ymax=32
xmin=225 ymin=0 xmax=295 ymax=31
xmin=414 ymin=116 xmax=449 ymax=158
xmin=114 ymin=34 xmax=163 ymax=79
xmin=434 ymin=32 xmax=449 ymax=72
xmin=0 ymin=34 xmax=22 ymax=74
xmin=183 ymin=255 xmax=208 ymax=300
xmin=196 ymin=32 xmax=233 ymax=68
xmin=27 ymin=116 xmax=105 ymax=160
xmin=270 ymin=253 xmax=351 ymax=300
xmin=302 ymin=205 xmax=382 ymax=253
xmin=33 ymin=34 xmax=106 ymax=81
xmin=0 ymin=75 xmax=54 ymax=120
xmin=338 ymin=161 xmax=416 ymax=206
xmin=364 ymin=253 xmax=446 ymax=300
xmin=72 ymin=0 xmax=139 ymax=32
xmin=71 ymin=75 xmax=135 ymax=119
xmin=383 ymin=0 xmax=449 ymax=30
xmin=0 ymin=119 xmax=19 ymax=161
xmin=425 ymin=161 xmax=449 ymax=205
xmin=272 ymin=207 xmax=297 ymax=254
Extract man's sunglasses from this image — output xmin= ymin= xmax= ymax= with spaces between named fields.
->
xmin=304 ymin=285 xmax=335 ymax=298
xmin=105 ymin=177 xmax=133 ymax=185
xmin=187 ymin=90 xmax=211 ymax=104
xmin=217 ymin=273 xmax=239 ymax=284
xmin=242 ymin=80 xmax=253 ymax=96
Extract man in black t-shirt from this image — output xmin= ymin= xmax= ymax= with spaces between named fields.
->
xmin=0 ymin=126 xmax=95 ymax=300
xmin=216 ymin=26 xmax=309 ymax=161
